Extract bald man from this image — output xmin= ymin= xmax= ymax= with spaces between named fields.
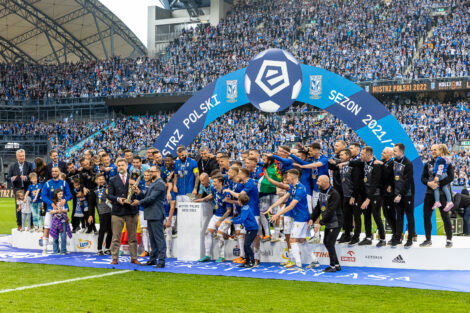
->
xmin=311 ymin=175 xmax=343 ymax=272
xmin=380 ymin=147 xmax=397 ymax=243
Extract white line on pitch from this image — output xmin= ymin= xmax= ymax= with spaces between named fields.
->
xmin=0 ymin=270 xmax=132 ymax=294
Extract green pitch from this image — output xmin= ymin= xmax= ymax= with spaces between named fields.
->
xmin=0 ymin=262 xmax=468 ymax=313
xmin=0 ymin=199 xmax=464 ymax=313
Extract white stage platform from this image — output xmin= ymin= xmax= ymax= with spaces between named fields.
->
xmin=9 ymin=228 xmax=470 ymax=271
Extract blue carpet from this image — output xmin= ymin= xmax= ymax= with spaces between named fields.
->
xmin=0 ymin=242 xmax=468 ymax=293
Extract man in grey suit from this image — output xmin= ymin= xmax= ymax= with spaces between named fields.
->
xmin=133 ymin=165 xmax=167 ymax=268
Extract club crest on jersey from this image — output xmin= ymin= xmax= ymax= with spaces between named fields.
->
xmin=309 ymin=75 xmax=322 ymax=99
xmin=226 ymin=80 xmax=238 ymax=103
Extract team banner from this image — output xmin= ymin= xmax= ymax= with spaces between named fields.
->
xmin=154 ymin=49 xmax=428 ymax=234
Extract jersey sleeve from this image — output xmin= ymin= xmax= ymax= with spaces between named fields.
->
xmin=192 ymin=160 xmax=199 ymax=174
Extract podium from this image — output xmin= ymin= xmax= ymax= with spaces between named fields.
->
xmin=176 ymin=199 xmax=213 ymax=261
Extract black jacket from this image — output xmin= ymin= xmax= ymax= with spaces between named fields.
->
xmin=349 ymin=159 xmax=382 ymax=198
xmin=107 ymin=174 xmax=138 ymax=216
xmin=45 ymin=161 xmax=68 ymax=181
xmin=7 ymin=161 xmax=33 ymax=190
xmin=311 ymin=186 xmax=342 ymax=229
xmin=330 ymin=160 xmax=362 ymax=198
xmin=393 ymin=156 xmax=414 ymax=197
xmin=421 ymin=160 xmax=454 ymax=196
xmin=328 ymin=155 xmax=343 ymax=194
xmin=196 ymin=156 xmax=219 ymax=175
xmin=381 ymin=159 xmax=395 ymax=197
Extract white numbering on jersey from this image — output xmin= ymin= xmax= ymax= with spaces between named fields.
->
xmin=361 ymin=114 xmax=394 ymax=146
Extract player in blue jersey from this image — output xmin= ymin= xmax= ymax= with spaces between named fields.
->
xmin=269 ymin=169 xmax=320 ymax=271
xmin=224 ymin=167 xmax=262 ymax=265
xmin=173 ymin=146 xmax=199 ymax=196
xmin=196 ymin=175 xmax=232 ymax=262
xmin=136 ymin=170 xmax=152 ymax=257
xmin=299 ymin=142 xmax=328 ymax=241
xmin=41 ymin=166 xmax=72 ymax=255
xmin=273 ymin=145 xmax=294 ymax=173
xmin=100 ymin=153 xmax=118 ymax=183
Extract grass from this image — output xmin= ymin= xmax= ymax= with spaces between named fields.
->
xmin=0 ymin=262 xmax=469 ymax=313
xmin=0 ymin=199 xmax=467 ymax=312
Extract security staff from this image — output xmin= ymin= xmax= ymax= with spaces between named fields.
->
xmin=391 ymin=143 xmax=415 ymax=248
xmin=311 ymin=175 xmax=343 ymax=273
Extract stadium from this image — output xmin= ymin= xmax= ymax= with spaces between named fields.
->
xmin=1 ymin=0 xmax=470 ymax=311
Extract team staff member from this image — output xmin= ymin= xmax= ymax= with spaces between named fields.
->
xmin=311 ymin=175 xmax=343 ymax=272
xmin=391 ymin=143 xmax=415 ymax=248
xmin=330 ymin=149 xmax=361 ymax=245
xmin=173 ymin=146 xmax=199 ymax=196
xmin=350 ymin=146 xmax=386 ymax=247
xmin=89 ymin=174 xmax=113 ymax=255
xmin=420 ymin=144 xmax=454 ymax=248
xmin=380 ymin=147 xmax=397 ymax=244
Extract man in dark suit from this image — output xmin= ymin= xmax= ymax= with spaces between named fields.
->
xmin=133 ymin=165 xmax=167 ymax=268
xmin=45 ymin=149 xmax=68 ymax=181
xmin=107 ymin=158 xmax=140 ymax=265
xmin=7 ymin=149 xmax=33 ymax=229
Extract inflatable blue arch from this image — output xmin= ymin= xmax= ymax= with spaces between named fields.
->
xmin=154 ymin=49 xmax=428 ymax=234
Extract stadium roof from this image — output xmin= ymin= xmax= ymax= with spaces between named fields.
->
xmin=0 ymin=0 xmax=147 ymax=64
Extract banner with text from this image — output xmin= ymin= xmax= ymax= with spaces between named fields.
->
xmin=154 ymin=49 xmax=428 ymax=234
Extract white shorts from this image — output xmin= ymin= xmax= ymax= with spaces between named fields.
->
xmin=283 ymin=216 xmax=293 ymax=235
xmin=259 ymin=194 xmax=279 ymax=213
xmin=235 ymin=223 xmax=246 ymax=234
xmin=255 ymin=215 xmax=262 ymax=235
xmin=291 ymin=221 xmax=311 ymax=239
xmin=307 ymin=194 xmax=313 ymax=214
xmin=311 ymin=191 xmax=320 ymax=209
xmin=207 ymin=215 xmax=231 ymax=234
xmin=44 ymin=212 xmax=52 ymax=229
xmin=164 ymin=216 xmax=176 ymax=228
xmin=139 ymin=211 xmax=147 ymax=229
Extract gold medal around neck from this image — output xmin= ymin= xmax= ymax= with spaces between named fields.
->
xmin=321 ymin=206 xmax=326 ymax=211
xmin=364 ymin=177 xmax=367 ymax=183
xmin=312 ymin=175 xmax=317 ymax=179
xmin=395 ymin=175 xmax=400 ymax=181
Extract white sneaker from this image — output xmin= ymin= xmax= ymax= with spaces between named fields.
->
xmin=42 ymin=249 xmax=48 ymax=256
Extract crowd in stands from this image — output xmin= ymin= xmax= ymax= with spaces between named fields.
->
xmin=1 ymin=100 xmax=469 ymax=187
xmin=0 ymin=0 xmax=469 ymax=101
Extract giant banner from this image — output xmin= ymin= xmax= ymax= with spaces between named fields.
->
xmin=154 ymin=49 xmax=428 ymax=234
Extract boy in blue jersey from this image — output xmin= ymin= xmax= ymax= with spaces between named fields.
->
xmin=136 ymin=170 xmax=152 ymax=257
xmin=173 ymin=146 xmax=200 ymax=196
xmin=225 ymin=194 xmax=258 ymax=268
xmin=41 ymin=166 xmax=72 ymax=255
xmin=224 ymin=168 xmax=262 ymax=265
xmin=196 ymin=175 xmax=232 ymax=262
xmin=269 ymin=169 xmax=320 ymax=271
xmin=25 ymin=172 xmax=43 ymax=231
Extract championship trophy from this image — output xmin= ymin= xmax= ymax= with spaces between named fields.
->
xmin=125 ymin=169 xmax=141 ymax=204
